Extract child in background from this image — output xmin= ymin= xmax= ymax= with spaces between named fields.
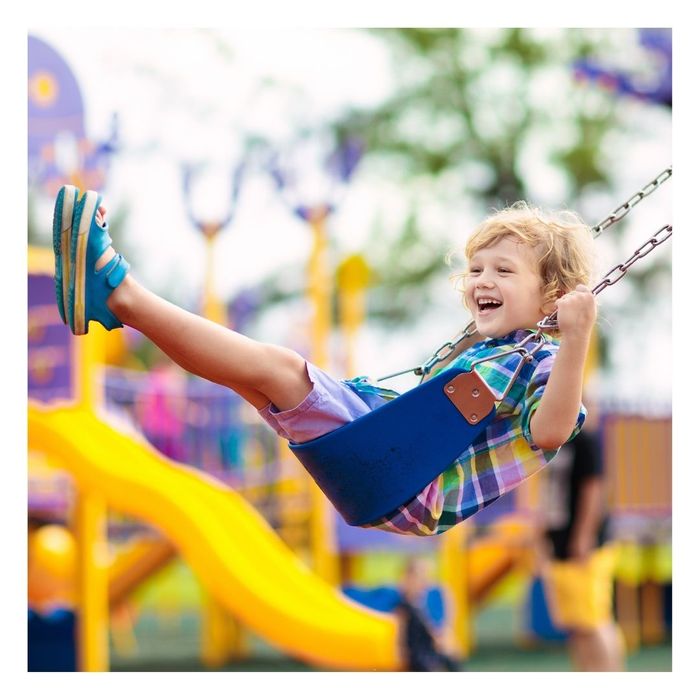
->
xmin=53 ymin=186 xmax=596 ymax=536
xmin=395 ymin=558 xmax=460 ymax=672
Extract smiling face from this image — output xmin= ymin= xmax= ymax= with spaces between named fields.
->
xmin=465 ymin=236 xmax=551 ymax=338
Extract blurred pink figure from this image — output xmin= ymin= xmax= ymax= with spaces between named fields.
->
xmin=138 ymin=355 xmax=186 ymax=461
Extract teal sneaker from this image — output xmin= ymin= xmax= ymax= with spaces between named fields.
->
xmin=52 ymin=184 xmax=78 ymax=324
xmin=68 ymin=190 xmax=130 ymax=335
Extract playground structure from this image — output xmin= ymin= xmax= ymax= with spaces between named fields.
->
xmin=27 ymin=32 xmax=671 ymax=671
xmin=29 ymin=402 xmax=401 ymax=670
xmin=28 ymin=217 xmax=672 ymax=669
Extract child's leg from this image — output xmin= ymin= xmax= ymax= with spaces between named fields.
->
xmin=92 ymin=210 xmax=312 ymax=412
xmin=106 ymin=273 xmax=312 ymax=411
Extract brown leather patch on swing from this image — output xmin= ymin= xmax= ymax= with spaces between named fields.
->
xmin=443 ymin=371 xmax=496 ymax=425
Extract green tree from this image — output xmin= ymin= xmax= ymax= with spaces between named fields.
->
xmin=246 ymin=29 xmax=670 ymax=373
xmin=320 ymin=28 xmax=670 ymax=367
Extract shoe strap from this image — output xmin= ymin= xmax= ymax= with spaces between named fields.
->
xmin=90 ymin=253 xmax=130 ymax=330
xmin=103 ymin=253 xmax=130 ymax=289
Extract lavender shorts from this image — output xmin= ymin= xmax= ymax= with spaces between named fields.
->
xmin=258 ymin=362 xmax=387 ymax=444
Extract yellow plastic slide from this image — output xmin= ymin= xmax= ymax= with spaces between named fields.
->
xmin=28 ymin=403 xmax=400 ymax=671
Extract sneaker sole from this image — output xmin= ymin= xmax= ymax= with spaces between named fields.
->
xmin=52 ymin=185 xmax=78 ymax=325
xmin=71 ymin=190 xmax=99 ymax=336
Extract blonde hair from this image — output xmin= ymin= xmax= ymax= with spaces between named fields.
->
xmin=453 ymin=202 xmax=596 ymax=315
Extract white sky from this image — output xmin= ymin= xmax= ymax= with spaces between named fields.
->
xmin=29 ymin=28 xmax=394 ymax=295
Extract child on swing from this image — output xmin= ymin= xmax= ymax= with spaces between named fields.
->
xmin=53 ymin=185 xmax=596 ymax=536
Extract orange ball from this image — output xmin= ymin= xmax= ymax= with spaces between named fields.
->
xmin=28 ymin=525 xmax=77 ymax=608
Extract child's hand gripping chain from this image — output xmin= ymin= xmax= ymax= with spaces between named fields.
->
xmin=529 ymin=284 xmax=597 ymax=451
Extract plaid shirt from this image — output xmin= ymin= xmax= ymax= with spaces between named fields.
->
xmin=345 ymin=329 xmax=586 ymax=536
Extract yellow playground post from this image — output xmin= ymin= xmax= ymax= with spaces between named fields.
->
xmin=337 ymin=253 xmax=372 ymax=378
xmin=200 ymin=221 xmax=228 ymax=327
xmin=73 ymin=488 xmax=110 ymax=671
xmin=73 ymin=315 xmax=111 ymax=670
xmin=29 ymin=245 xmax=112 ymax=671
xmin=198 ymin=222 xmax=247 ymax=665
xmin=306 ymin=207 xmax=340 ymax=586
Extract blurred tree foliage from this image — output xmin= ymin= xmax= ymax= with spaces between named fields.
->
xmin=333 ymin=30 xmax=646 ymax=309
xmin=254 ymin=29 xmax=670 ymax=361
xmin=340 ymin=29 xmax=609 ymax=203
xmin=314 ymin=28 xmax=668 ymax=370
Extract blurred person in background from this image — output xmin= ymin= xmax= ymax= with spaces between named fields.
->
xmin=537 ymin=394 xmax=626 ymax=671
xmin=137 ymin=352 xmax=187 ymax=461
xmin=395 ymin=557 xmax=460 ymax=672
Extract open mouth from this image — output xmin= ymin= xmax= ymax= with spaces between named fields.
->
xmin=476 ymin=297 xmax=503 ymax=316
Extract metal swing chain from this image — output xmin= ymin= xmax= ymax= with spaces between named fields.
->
xmin=375 ymin=167 xmax=672 ymax=384
xmin=376 ymin=321 xmax=478 ymax=382
xmin=538 ymin=223 xmax=673 ymax=329
xmin=591 ymin=166 xmax=672 ymax=238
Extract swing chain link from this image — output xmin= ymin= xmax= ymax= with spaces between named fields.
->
xmin=591 ymin=167 xmax=672 ymax=238
xmin=590 ymin=223 xmax=673 ymax=295
xmin=537 ymin=223 xmax=673 ymax=330
xmin=418 ymin=321 xmax=478 ymax=379
xmin=376 ymin=322 xmax=478 ymax=382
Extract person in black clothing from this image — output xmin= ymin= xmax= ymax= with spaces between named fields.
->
xmin=395 ymin=558 xmax=460 ymax=672
xmin=544 ymin=426 xmax=610 ymax=559
xmin=539 ymin=403 xmax=625 ymax=671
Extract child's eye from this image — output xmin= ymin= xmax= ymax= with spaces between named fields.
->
xmin=469 ymin=267 xmax=482 ymax=274
xmin=498 ymin=268 xmax=512 ymax=274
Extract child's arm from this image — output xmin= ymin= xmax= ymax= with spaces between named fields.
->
xmin=529 ymin=285 xmax=596 ymax=450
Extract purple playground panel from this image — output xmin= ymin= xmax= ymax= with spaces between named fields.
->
xmin=28 ymin=34 xmax=111 ymax=193
xmin=28 ymin=272 xmax=74 ymax=404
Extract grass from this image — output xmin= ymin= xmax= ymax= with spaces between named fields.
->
xmin=109 ymin=605 xmax=671 ymax=672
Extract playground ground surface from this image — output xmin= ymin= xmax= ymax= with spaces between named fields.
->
xmin=110 ymin=604 xmax=672 ymax=672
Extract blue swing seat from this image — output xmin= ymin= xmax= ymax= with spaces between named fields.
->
xmin=289 ymin=366 xmax=496 ymax=526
